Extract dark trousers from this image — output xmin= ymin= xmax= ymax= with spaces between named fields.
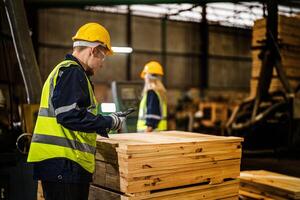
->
xmin=41 ymin=181 xmax=90 ymax=200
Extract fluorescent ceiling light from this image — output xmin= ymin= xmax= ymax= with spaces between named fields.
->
xmin=112 ymin=47 xmax=133 ymax=54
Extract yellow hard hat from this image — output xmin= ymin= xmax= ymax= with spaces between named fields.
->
xmin=72 ymin=22 xmax=113 ymax=55
xmin=140 ymin=61 xmax=164 ymax=79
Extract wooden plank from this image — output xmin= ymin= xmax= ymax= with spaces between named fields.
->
xmin=89 ymin=179 xmax=239 ymax=200
xmin=118 ymin=145 xmax=241 ymax=163
xmin=240 ymin=170 xmax=300 ymax=199
xmin=252 ymin=49 xmax=300 ymax=70
xmin=252 ymin=65 xmax=300 ymax=78
xmin=119 ymin=159 xmax=240 ymax=178
xmin=89 ymin=185 xmax=125 ymax=200
xmin=93 ymin=161 xmax=120 ymax=191
xmin=118 ymin=150 xmax=241 ymax=172
xmin=250 ymin=78 xmax=300 ymax=98
xmin=253 ymin=15 xmax=300 ymax=30
xmin=120 ymin=164 xmax=240 ymax=193
xmin=97 ymin=132 xmax=243 ymax=153
xmin=252 ymin=29 xmax=300 ymax=47
xmin=240 ymin=185 xmax=287 ymax=200
xmin=117 ymin=141 xmax=241 ymax=158
xmin=239 ymin=189 xmax=275 ymax=200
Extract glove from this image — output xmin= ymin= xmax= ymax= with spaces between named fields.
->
xmin=96 ymin=129 xmax=109 ymax=138
xmin=109 ymin=112 xmax=126 ymax=131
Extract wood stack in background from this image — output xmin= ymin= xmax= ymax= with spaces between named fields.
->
xmin=89 ymin=131 xmax=243 ymax=200
xmin=239 ymin=170 xmax=300 ymax=199
xmin=250 ymin=15 xmax=300 ymax=98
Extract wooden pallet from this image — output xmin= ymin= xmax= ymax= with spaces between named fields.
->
xmin=252 ymin=15 xmax=300 ymax=47
xmin=239 ymin=170 xmax=300 ymax=199
xmin=89 ymin=179 xmax=239 ymax=200
xmin=93 ymin=131 xmax=243 ymax=196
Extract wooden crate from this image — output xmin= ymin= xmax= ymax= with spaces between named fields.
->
xmin=89 ymin=179 xmax=239 ymax=200
xmin=239 ymin=170 xmax=300 ymax=199
xmin=252 ymin=15 xmax=300 ymax=47
xmin=91 ymin=131 xmax=243 ymax=198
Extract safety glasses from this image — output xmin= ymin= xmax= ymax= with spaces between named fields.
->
xmin=92 ymin=46 xmax=107 ymax=62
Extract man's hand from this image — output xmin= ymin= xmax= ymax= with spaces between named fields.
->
xmin=109 ymin=108 xmax=135 ymax=131
xmin=109 ymin=113 xmax=125 ymax=131
xmin=145 ymin=126 xmax=153 ymax=133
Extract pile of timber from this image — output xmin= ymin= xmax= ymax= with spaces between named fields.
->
xmin=89 ymin=131 xmax=243 ymax=200
xmin=239 ymin=170 xmax=300 ymax=200
xmin=250 ymin=15 xmax=300 ymax=98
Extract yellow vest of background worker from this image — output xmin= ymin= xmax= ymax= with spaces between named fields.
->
xmin=137 ymin=91 xmax=167 ymax=131
xmin=27 ymin=60 xmax=97 ymax=173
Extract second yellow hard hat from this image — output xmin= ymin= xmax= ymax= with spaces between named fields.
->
xmin=140 ymin=61 xmax=164 ymax=79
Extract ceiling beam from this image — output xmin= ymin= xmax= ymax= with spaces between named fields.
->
xmin=25 ymin=0 xmax=259 ymax=7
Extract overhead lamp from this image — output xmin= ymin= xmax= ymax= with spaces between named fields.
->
xmin=112 ymin=47 xmax=133 ymax=54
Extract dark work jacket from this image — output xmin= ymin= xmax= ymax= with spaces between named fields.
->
xmin=145 ymin=90 xmax=161 ymax=129
xmin=33 ymin=54 xmax=112 ymax=183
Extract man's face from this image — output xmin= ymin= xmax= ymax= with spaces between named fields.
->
xmin=86 ymin=46 xmax=107 ymax=76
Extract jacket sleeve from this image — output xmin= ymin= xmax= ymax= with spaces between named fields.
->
xmin=52 ymin=66 xmax=112 ymax=136
xmin=145 ymin=90 xmax=161 ymax=129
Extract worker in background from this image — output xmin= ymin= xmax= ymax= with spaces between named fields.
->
xmin=27 ymin=22 xmax=125 ymax=200
xmin=137 ymin=61 xmax=167 ymax=132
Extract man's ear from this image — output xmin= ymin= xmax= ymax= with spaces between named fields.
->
xmin=90 ymin=47 xmax=96 ymax=55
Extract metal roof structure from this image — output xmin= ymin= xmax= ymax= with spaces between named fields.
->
xmin=86 ymin=2 xmax=300 ymax=28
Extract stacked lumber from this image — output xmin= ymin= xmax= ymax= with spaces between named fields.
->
xmin=252 ymin=15 xmax=300 ymax=47
xmin=89 ymin=131 xmax=243 ymax=200
xmin=250 ymin=15 xmax=300 ymax=98
xmin=239 ymin=170 xmax=300 ymax=199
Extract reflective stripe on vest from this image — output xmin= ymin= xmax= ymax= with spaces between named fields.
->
xmin=31 ymin=134 xmax=96 ymax=154
xmin=27 ymin=60 xmax=98 ymax=173
xmin=137 ymin=91 xmax=167 ymax=131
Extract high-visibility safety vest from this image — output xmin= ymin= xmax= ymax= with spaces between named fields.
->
xmin=27 ymin=60 xmax=98 ymax=173
xmin=137 ymin=91 xmax=167 ymax=131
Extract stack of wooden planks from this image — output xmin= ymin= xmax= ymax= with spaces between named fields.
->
xmin=250 ymin=15 xmax=300 ymax=98
xmin=239 ymin=170 xmax=300 ymax=199
xmin=89 ymin=131 xmax=243 ymax=200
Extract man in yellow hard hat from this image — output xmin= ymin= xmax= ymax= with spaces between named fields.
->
xmin=137 ymin=61 xmax=167 ymax=132
xmin=27 ymin=22 xmax=124 ymax=200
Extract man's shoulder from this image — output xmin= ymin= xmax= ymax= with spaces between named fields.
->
xmin=56 ymin=64 xmax=86 ymax=83
xmin=57 ymin=61 xmax=85 ymax=76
